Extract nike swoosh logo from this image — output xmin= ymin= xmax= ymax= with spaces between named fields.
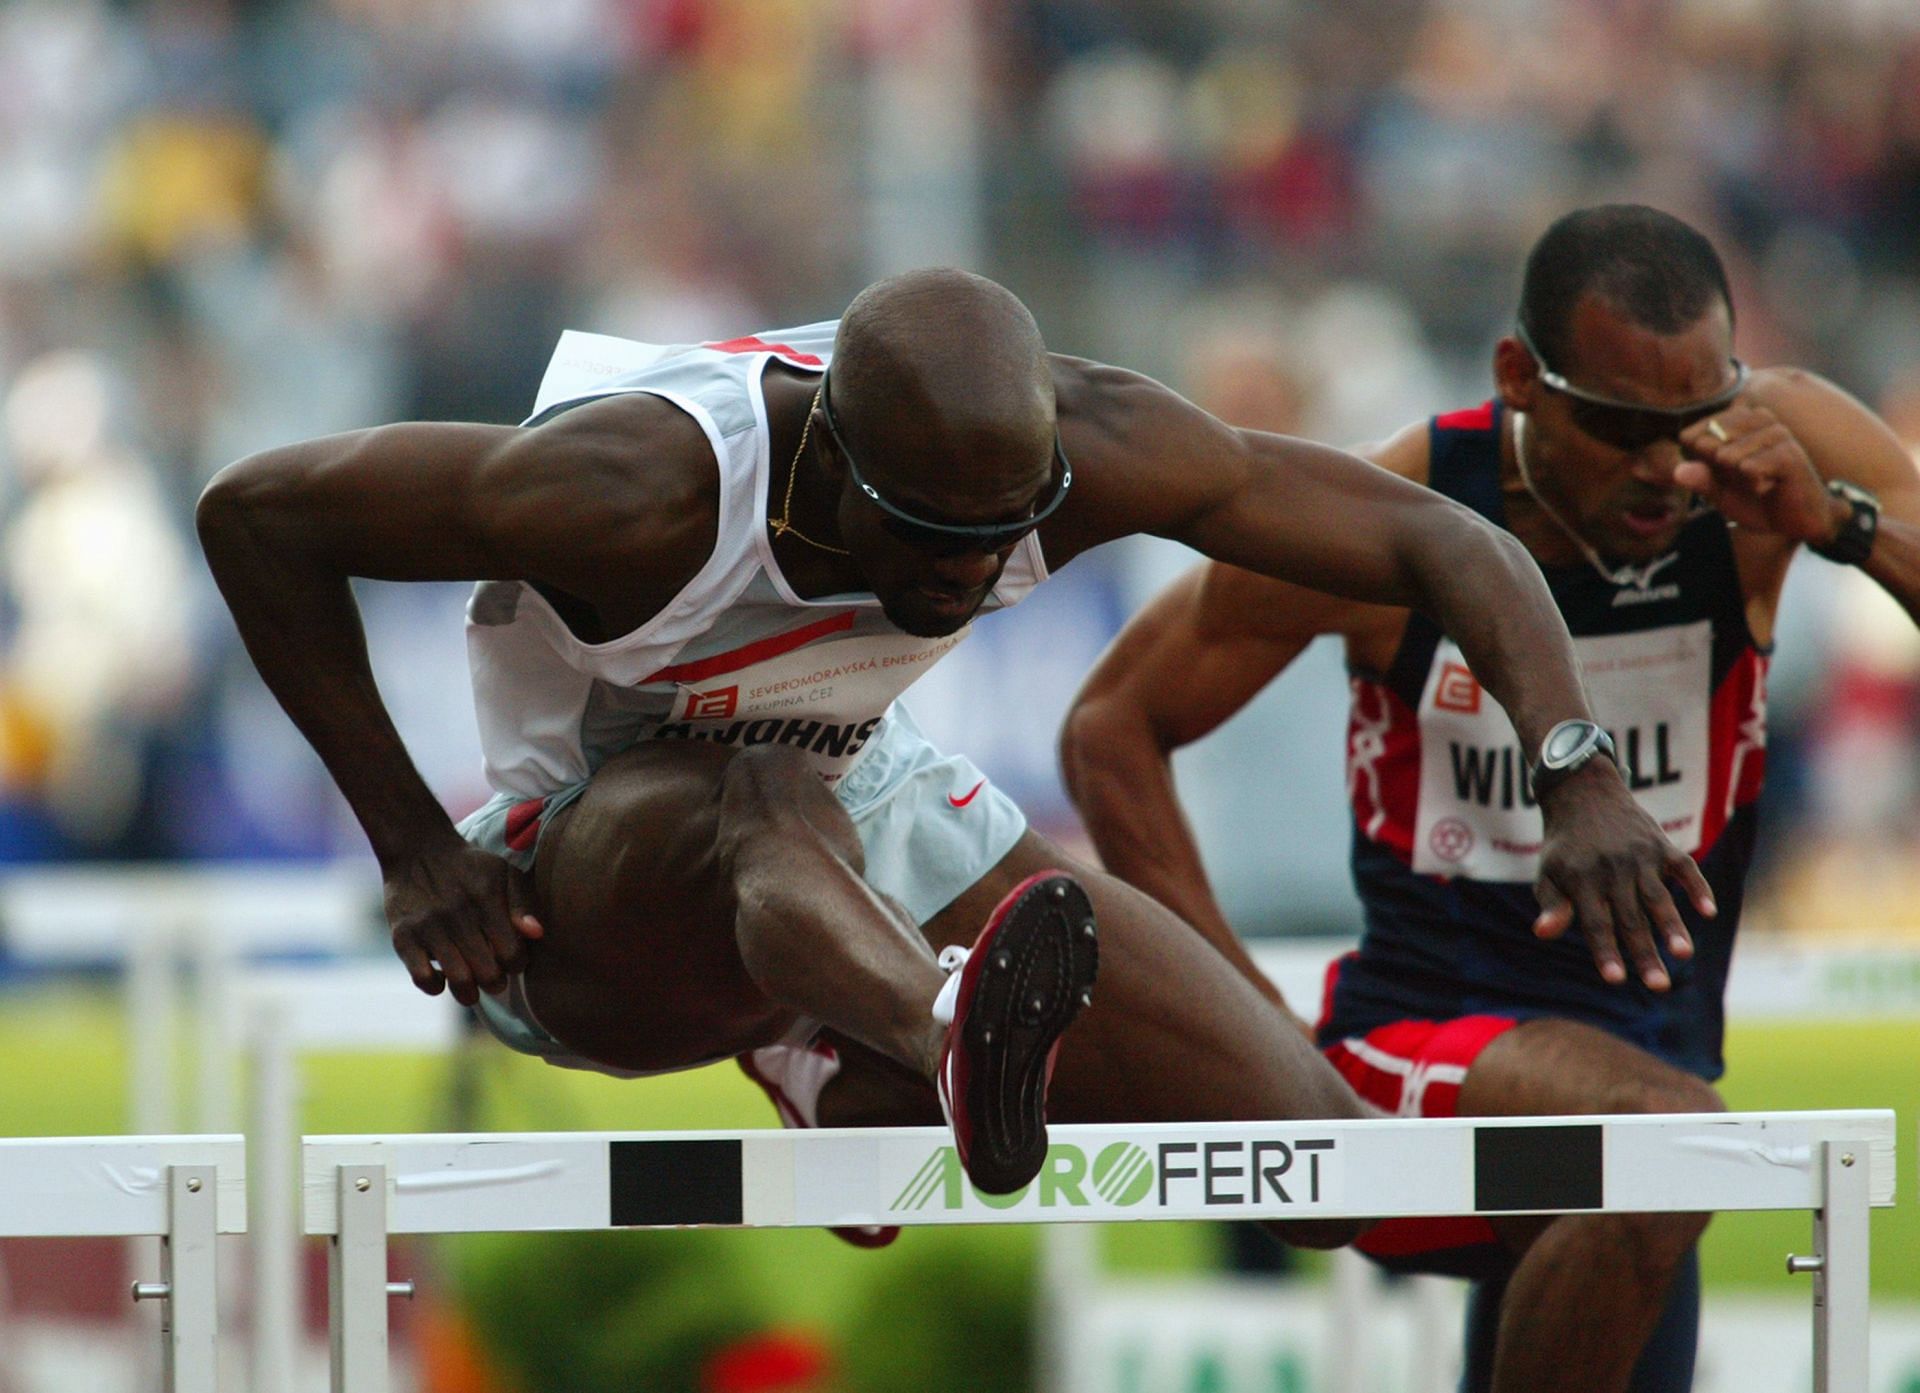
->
xmin=947 ymin=779 xmax=986 ymax=809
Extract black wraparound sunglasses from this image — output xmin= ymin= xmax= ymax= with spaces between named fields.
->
xmin=1515 ymin=320 xmax=1748 ymax=453
xmin=818 ymin=368 xmax=1072 ymax=556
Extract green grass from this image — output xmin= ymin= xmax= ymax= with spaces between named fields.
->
xmin=1 ymin=984 xmax=1911 ymax=1307
xmin=1710 ymin=1017 xmax=1918 ymax=1296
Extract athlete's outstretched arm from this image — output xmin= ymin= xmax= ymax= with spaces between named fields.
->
xmin=1062 ymin=562 xmax=1357 ymax=1017
xmin=1049 ymin=361 xmax=1716 ymax=992
xmin=196 ymin=395 xmax=717 ymax=1003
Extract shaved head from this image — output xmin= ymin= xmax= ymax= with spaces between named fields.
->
xmin=830 ymin=269 xmax=1055 ymax=486
xmin=813 ymin=270 xmax=1065 ymax=638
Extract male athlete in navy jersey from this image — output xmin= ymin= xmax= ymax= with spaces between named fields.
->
xmin=1063 ymin=206 xmax=1920 ymax=1392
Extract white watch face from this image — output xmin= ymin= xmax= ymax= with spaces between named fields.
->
xmin=1542 ymin=722 xmax=1596 ymax=766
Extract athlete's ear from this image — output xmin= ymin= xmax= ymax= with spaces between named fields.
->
xmin=1493 ymin=335 xmax=1540 ymax=414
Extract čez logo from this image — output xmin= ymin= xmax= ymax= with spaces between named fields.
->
xmin=891 ymin=1138 xmax=1336 ymax=1213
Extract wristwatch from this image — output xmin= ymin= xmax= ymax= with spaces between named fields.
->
xmin=1809 ymin=479 xmax=1879 ymax=567
xmin=1528 ymin=719 xmax=1618 ymax=801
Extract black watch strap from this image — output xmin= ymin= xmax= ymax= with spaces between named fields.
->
xmin=1810 ymin=479 xmax=1879 ymax=567
xmin=1529 ymin=719 xmax=1618 ymax=801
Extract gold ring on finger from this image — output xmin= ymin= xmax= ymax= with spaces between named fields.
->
xmin=1706 ymin=418 xmax=1729 ymax=443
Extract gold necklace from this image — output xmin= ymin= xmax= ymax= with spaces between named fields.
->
xmin=768 ymin=387 xmax=849 ymax=556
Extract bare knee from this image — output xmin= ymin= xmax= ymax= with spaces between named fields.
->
xmin=1587 ymin=1068 xmax=1718 ymax=1269
xmin=714 ymin=744 xmax=864 ymax=877
xmin=1598 ymin=1073 xmax=1719 ymax=1263
xmin=1460 ymin=1020 xmax=1726 ymax=1122
xmin=1506 ymin=1205 xmax=1709 ymax=1282
xmin=711 ymin=745 xmax=884 ymax=996
xmin=717 ymin=740 xmax=822 ymax=805
xmin=1605 ymin=1207 xmax=1711 ymax=1279
xmin=1597 ymin=1070 xmax=1724 ymax=1120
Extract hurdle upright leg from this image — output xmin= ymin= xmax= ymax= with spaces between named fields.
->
xmin=131 ymin=1164 xmax=220 ymax=1393
xmin=168 ymin=1164 xmax=220 ymax=1393
xmin=329 ymin=1164 xmax=394 ymax=1393
xmin=1799 ymin=1140 xmax=1871 ymax=1393
xmin=125 ymin=918 xmax=180 ymax=1389
xmin=249 ymin=1001 xmax=300 ymax=1393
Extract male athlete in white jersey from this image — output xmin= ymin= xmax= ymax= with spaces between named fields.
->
xmin=1063 ymin=207 xmax=1920 ymax=1390
xmin=198 ymin=267 xmax=1713 ymax=1204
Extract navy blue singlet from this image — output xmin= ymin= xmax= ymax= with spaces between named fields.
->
xmin=1318 ymin=402 xmax=1769 ymax=1080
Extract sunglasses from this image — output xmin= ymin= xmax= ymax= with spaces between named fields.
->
xmin=818 ymin=369 xmax=1072 ymax=556
xmin=1516 ymin=321 xmax=1748 ymax=453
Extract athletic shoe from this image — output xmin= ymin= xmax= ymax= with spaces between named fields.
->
xmin=738 ymin=1040 xmax=900 ymax=1249
xmin=932 ymin=870 xmax=1098 ymax=1195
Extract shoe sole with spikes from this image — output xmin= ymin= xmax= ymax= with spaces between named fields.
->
xmin=937 ymin=870 xmax=1098 ymax=1195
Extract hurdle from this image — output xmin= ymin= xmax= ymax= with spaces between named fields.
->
xmin=304 ymin=1110 xmax=1893 ymax=1393
xmin=0 ymin=1134 xmax=246 ymax=1393
xmin=239 ymin=960 xmax=464 ymax=1393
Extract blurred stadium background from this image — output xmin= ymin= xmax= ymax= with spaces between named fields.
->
xmin=1 ymin=1 xmax=1918 ymax=1390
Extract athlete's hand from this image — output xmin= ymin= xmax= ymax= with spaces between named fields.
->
xmin=1675 ymin=405 xmax=1834 ymax=543
xmin=382 ymin=840 xmax=545 ymax=1005
xmin=1531 ymin=762 xmax=1716 ymax=992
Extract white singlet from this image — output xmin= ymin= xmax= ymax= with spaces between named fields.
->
xmin=457 ymin=324 xmax=1045 ymax=1075
xmin=465 ymin=324 xmax=1047 ymax=798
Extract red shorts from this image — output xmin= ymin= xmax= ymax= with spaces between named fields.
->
xmin=1321 ymin=1014 xmax=1518 ymax=1276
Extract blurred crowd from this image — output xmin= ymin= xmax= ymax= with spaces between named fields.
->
xmin=0 ymin=0 xmax=1916 ymax=932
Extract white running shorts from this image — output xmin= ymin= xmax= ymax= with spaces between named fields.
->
xmin=456 ymin=704 xmax=1027 ymax=1075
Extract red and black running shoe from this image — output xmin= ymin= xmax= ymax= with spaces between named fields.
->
xmin=933 ymin=870 xmax=1098 ymax=1195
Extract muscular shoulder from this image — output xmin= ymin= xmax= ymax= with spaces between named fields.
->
xmin=1049 ymin=354 xmax=1208 ymax=461
xmin=1352 ymin=419 xmax=1432 ymax=487
xmin=1197 ymin=419 xmax=1430 ymax=654
xmin=495 ymin=392 xmax=717 ymax=517
xmin=1743 ymin=364 xmax=1848 ymax=441
xmin=1744 ymin=363 xmax=1837 ymax=417
xmin=1039 ymin=355 xmax=1230 ymax=561
xmin=1050 ymin=352 xmax=1433 ymax=487
xmin=1046 ymin=354 xmax=1431 ymax=558
xmin=481 ymin=392 xmax=722 ymax=597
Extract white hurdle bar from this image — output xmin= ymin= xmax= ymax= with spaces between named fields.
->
xmin=305 ymin=1110 xmax=1893 ymax=1393
xmin=0 ymin=1135 xmax=247 ymax=1393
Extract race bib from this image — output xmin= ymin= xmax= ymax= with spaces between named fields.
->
xmin=649 ymin=628 xmax=969 ymax=783
xmin=1410 ymin=623 xmax=1711 ymax=880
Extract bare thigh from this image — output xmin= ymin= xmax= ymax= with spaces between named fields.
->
xmin=815 ymin=828 xmax=1365 ymax=1127
xmin=523 ymin=741 xmax=816 ymax=1072
xmin=796 ymin=829 xmax=1371 ymax=1244
xmin=1458 ymin=1017 xmax=1725 ymax=1250
xmin=923 ymin=830 xmax=1366 ymax=1125
xmin=1457 ymin=1017 xmax=1724 ymax=1120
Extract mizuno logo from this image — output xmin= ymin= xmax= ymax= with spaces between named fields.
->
xmin=1604 ymin=552 xmax=1679 ymax=605
xmin=947 ymin=780 xmax=986 ymax=809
